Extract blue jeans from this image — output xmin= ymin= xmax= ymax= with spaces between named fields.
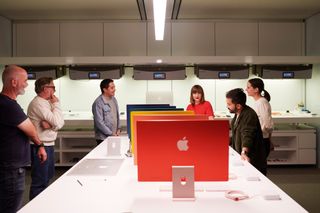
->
xmin=0 ymin=167 xmax=26 ymax=213
xmin=29 ymin=145 xmax=55 ymax=200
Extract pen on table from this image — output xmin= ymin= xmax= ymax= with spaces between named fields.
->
xmin=77 ymin=179 xmax=83 ymax=186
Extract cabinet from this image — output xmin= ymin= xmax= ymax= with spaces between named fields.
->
xmin=306 ymin=13 xmax=320 ymax=55
xmin=55 ymin=130 xmax=96 ymax=166
xmin=147 ymin=22 xmax=171 ymax=56
xmin=15 ymin=23 xmax=60 ymax=56
xmin=60 ymin=22 xmax=103 ymax=56
xmin=172 ymin=22 xmax=214 ymax=56
xmin=12 ymin=20 xmax=307 ymax=57
xmin=268 ymin=124 xmax=316 ymax=165
xmin=103 ymin=22 xmax=147 ymax=56
xmin=0 ymin=16 xmax=12 ymax=57
xmin=258 ymin=22 xmax=304 ymax=56
xmin=215 ymin=22 xmax=258 ymax=56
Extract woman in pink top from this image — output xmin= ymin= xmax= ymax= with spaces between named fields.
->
xmin=186 ymin=85 xmax=214 ymax=119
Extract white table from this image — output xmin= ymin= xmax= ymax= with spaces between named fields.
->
xmin=19 ymin=136 xmax=307 ymax=213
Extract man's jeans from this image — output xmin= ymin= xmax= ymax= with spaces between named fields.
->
xmin=0 ymin=167 xmax=26 ymax=213
xmin=29 ymin=145 xmax=54 ymax=200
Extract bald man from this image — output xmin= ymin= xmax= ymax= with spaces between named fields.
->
xmin=0 ymin=65 xmax=47 ymax=213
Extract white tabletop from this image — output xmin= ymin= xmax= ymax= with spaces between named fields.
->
xmin=19 ymin=136 xmax=307 ymax=213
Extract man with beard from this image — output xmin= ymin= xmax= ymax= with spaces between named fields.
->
xmin=226 ymin=88 xmax=267 ymax=175
xmin=0 ymin=65 xmax=47 ymax=213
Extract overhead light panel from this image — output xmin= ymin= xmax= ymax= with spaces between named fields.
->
xmin=153 ymin=0 xmax=167 ymax=40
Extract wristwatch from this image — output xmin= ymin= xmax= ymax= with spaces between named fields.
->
xmin=36 ymin=142 xmax=45 ymax=148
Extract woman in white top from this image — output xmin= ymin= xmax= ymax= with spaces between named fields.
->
xmin=246 ymin=78 xmax=274 ymax=157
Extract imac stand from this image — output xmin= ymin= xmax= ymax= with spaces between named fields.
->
xmin=172 ymin=166 xmax=195 ymax=201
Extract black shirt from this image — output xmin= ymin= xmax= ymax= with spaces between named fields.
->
xmin=0 ymin=94 xmax=30 ymax=169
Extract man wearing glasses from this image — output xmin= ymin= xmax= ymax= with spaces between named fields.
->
xmin=27 ymin=77 xmax=64 ymax=200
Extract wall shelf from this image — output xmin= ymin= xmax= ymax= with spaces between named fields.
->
xmin=268 ymin=124 xmax=316 ymax=165
xmin=54 ymin=130 xmax=96 ymax=166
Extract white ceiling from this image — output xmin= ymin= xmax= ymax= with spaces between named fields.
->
xmin=0 ymin=0 xmax=319 ymax=20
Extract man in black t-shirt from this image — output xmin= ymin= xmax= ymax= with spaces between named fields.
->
xmin=0 ymin=65 xmax=47 ymax=213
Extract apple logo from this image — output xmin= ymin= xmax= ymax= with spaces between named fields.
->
xmin=177 ymin=137 xmax=189 ymax=151
xmin=180 ymin=176 xmax=187 ymax=185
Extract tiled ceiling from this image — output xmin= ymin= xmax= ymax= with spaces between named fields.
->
xmin=0 ymin=0 xmax=319 ymax=20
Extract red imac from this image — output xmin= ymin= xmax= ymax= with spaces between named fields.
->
xmin=136 ymin=119 xmax=229 ymax=181
xmin=132 ymin=114 xmax=208 ymax=165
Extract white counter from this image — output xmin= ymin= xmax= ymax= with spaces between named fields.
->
xmin=19 ymin=136 xmax=307 ymax=213
xmin=215 ymin=111 xmax=320 ymax=124
xmin=62 ymin=111 xmax=126 ymax=127
xmin=62 ymin=111 xmax=320 ymax=127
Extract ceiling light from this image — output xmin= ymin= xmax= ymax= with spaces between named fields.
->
xmin=156 ymin=59 xmax=163 ymax=63
xmin=153 ymin=0 xmax=167 ymax=40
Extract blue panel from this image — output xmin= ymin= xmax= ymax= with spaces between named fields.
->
xmin=126 ymin=104 xmax=183 ymax=140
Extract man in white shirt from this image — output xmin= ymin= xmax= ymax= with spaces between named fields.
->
xmin=27 ymin=77 xmax=64 ymax=200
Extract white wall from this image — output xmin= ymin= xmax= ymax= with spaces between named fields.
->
xmin=0 ymin=16 xmax=12 ymax=56
xmin=306 ymin=65 xmax=320 ymax=114
xmin=306 ymin=13 xmax=320 ymax=112
xmin=306 ymin=13 xmax=320 ymax=56
xmin=0 ymin=66 xmax=306 ymax=114
xmin=305 ymin=65 xmax=320 ymax=167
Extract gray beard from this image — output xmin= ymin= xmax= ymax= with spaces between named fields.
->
xmin=18 ymin=88 xmax=25 ymax=95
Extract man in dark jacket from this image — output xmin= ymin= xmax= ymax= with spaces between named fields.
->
xmin=226 ymin=88 xmax=267 ymax=175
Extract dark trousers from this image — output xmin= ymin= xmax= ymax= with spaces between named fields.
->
xmin=29 ymin=145 xmax=55 ymax=200
xmin=256 ymin=138 xmax=271 ymax=176
xmin=263 ymin=138 xmax=271 ymax=158
xmin=0 ymin=167 xmax=25 ymax=213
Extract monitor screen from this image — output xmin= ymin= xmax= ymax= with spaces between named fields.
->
xmin=282 ymin=72 xmax=294 ymax=78
xmin=218 ymin=72 xmax=230 ymax=79
xmin=153 ymin=72 xmax=166 ymax=80
xmin=137 ymin=119 xmax=229 ymax=181
xmin=27 ymin=72 xmax=36 ymax=80
xmin=88 ymin=72 xmax=100 ymax=79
